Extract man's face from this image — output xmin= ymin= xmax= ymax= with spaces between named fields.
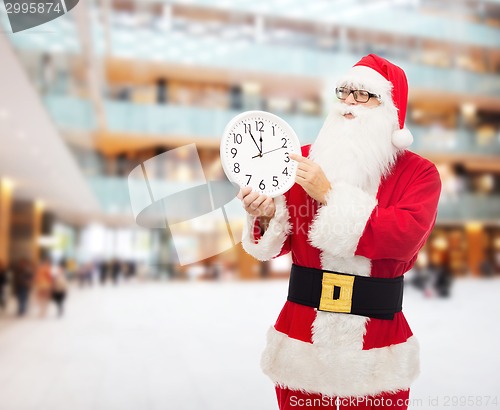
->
xmin=339 ymin=87 xmax=381 ymax=119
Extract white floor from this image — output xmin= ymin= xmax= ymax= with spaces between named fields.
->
xmin=0 ymin=277 xmax=499 ymax=410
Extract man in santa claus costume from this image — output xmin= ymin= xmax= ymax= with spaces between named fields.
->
xmin=238 ymin=54 xmax=441 ymax=409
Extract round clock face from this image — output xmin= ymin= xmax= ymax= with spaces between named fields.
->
xmin=220 ymin=111 xmax=301 ymax=198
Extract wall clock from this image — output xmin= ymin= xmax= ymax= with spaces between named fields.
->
xmin=220 ymin=110 xmax=301 ymax=198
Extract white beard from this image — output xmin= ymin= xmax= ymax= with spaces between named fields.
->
xmin=309 ymin=102 xmax=400 ymax=195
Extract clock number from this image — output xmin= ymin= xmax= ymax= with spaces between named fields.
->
xmin=231 ymin=148 xmax=237 ymax=158
xmin=233 ymin=133 xmax=242 ymax=144
xmin=255 ymin=121 xmax=264 ymax=133
xmin=259 ymin=180 xmax=265 ymax=190
xmin=272 ymin=126 xmax=275 ymax=136
xmin=281 ymin=138 xmax=287 ymax=148
xmin=244 ymin=123 xmax=250 ymax=134
xmin=282 ymin=167 xmax=288 ymax=176
xmin=284 ymin=152 xmax=290 ymax=162
xmin=245 ymin=174 xmax=252 ymax=185
xmin=234 ymin=163 xmax=240 ymax=173
xmin=272 ymin=176 xmax=278 ymax=187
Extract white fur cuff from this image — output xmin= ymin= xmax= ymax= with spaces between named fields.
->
xmin=309 ymin=183 xmax=377 ymax=258
xmin=241 ymin=195 xmax=291 ymax=261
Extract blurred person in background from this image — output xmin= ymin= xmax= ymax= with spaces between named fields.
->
xmin=51 ymin=261 xmax=68 ymax=317
xmin=428 ymin=250 xmax=453 ymax=298
xmin=12 ymin=258 xmax=34 ymax=317
xmin=65 ymin=258 xmax=77 ymax=281
xmin=239 ymin=55 xmax=441 ymax=409
xmin=98 ymin=259 xmax=109 ymax=285
xmin=34 ymin=257 xmax=53 ymax=318
xmin=479 ymin=257 xmax=495 ymax=278
xmin=410 ymin=252 xmax=434 ymax=298
xmin=0 ymin=259 xmax=8 ymax=311
xmin=495 ymin=250 xmax=500 ymax=273
xmin=110 ymin=258 xmax=121 ymax=285
xmin=432 ymin=261 xmax=453 ymax=298
xmin=76 ymin=262 xmax=93 ymax=287
xmin=125 ymin=260 xmax=137 ymax=280
xmin=39 ymin=53 xmax=56 ymax=94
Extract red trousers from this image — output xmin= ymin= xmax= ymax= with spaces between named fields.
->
xmin=276 ymin=387 xmax=410 ymax=410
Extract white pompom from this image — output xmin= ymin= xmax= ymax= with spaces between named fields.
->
xmin=392 ymin=127 xmax=413 ymax=149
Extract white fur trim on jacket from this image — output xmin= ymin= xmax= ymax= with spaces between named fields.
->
xmin=261 ymin=326 xmax=420 ymax=398
xmin=309 ymin=183 xmax=377 ymax=258
xmin=241 ymin=195 xmax=291 ymax=261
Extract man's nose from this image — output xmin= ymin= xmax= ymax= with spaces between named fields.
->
xmin=344 ymin=92 xmax=357 ymax=105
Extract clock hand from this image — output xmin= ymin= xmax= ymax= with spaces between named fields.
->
xmin=248 ymin=129 xmax=262 ymax=155
xmin=260 ymin=135 xmax=263 ymax=155
xmin=251 ymin=146 xmax=285 ymax=159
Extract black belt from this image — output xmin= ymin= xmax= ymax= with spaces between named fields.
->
xmin=287 ymin=264 xmax=404 ymax=320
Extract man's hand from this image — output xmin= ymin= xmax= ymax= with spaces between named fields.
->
xmin=290 ymin=153 xmax=331 ymax=204
xmin=237 ymin=186 xmax=276 ymax=219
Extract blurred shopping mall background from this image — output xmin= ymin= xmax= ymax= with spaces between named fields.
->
xmin=0 ymin=0 xmax=499 ymax=282
xmin=0 ymin=0 xmax=499 ymax=409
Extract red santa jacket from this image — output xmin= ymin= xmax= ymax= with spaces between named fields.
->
xmin=242 ymin=145 xmax=441 ymax=398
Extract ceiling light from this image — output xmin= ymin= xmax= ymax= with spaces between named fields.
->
xmin=35 ymin=199 xmax=45 ymax=211
xmin=465 ymin=222 xmax=483 ymax=232
xmin=1 ymin=177 xmax=15 ymax=190
xmin=461 ymin=103 xmax=476 ymax=119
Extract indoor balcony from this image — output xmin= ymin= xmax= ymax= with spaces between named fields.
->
xmin=3 ymin=10 xmax=499 ymax=99
xmin=45 ymin=95 xmax=500 ymax=155
xmin=88 ymin=175 xmax=500 ymax=224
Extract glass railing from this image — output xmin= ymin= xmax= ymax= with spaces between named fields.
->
xmin=409 ymin=125 xmax=500 ymax=155
xmin=105 ymin=31 xmax=500 ymax=97
xmin=44 ymin=95 xmax=500 ymax=155
xmin=0 ymin=10 xmax=80 ymax=52
xmin=3 ymin=6 xmax=499 ymax=98
xmin=104 ymin=99 xmax=323 ymax=142
xmin=90 ymin=176 xmax=210 ymax=216
xmin=43 ymin=95 xmax=324 ymax=142
xmin=89 ymin=176 xmax=244 ymax=219
xmin=90 ymin=175 xmax=500 ymax=222
xmin=89 ymin=176 xmax=133 ymax=215
xmin=44 ymin=96 xmax=96 ymax=130
xmin=437 ymin=193 xmax=500 ymax=222
xmin=3 ymin=1 xmax=498 ymax=50
xmin=88 ymin=177 xmax=500 ymax=222
xmin=404 ymin=64 xmax=500 ymax=97
xmin=140 ymin=0 xmax=500 ymax=49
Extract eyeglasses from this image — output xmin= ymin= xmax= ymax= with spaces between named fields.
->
xmin=335 ymin=87 xmax=380 ymax=103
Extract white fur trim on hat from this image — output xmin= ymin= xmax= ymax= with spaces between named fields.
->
xmin=336 ymin=65 xmax=393 ymax=102
xmin=392 ymin=127 xmax=413 ymax=150
xmin=241 ymin=195 xmax=291 ymax=261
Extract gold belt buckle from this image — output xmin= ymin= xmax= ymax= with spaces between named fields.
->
xmin=319 ymin=272 xmax=355 ymax=313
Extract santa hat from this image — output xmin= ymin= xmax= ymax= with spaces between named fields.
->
xmin=337 ymin=54 xmax=413 ymax=150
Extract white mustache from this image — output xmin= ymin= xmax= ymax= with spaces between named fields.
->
xmin=335 ymin=103 xmax=373 ymax=118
